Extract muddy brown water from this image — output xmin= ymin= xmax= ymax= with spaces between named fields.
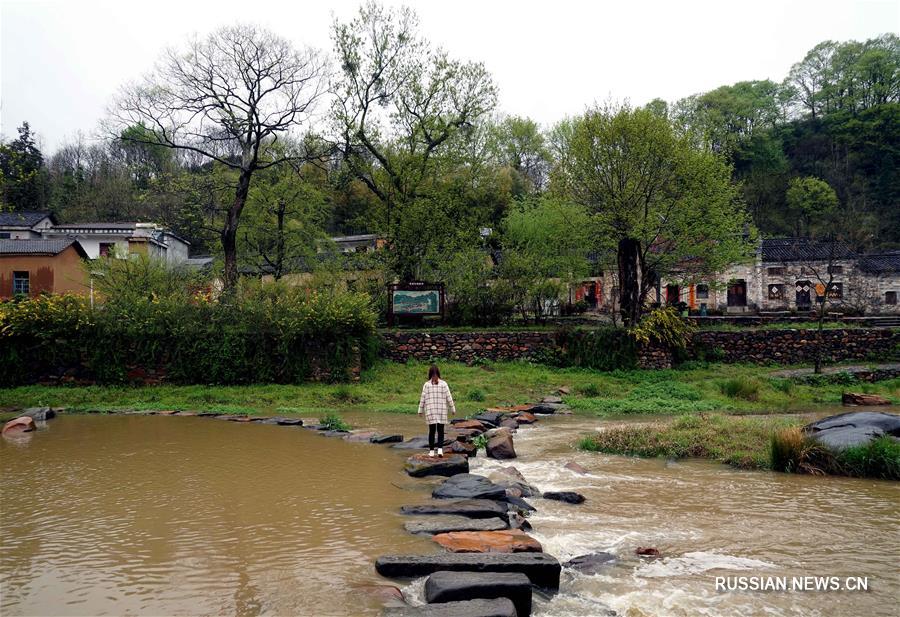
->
xmin=1 ymin=411 xmax=898 ymax=617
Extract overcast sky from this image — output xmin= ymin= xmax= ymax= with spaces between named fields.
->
xmin=2 ymin=0 xmax=897 ymax=152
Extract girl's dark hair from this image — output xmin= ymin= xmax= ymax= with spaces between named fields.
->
xmin=428 ymin=364 xmax=441 ymax=383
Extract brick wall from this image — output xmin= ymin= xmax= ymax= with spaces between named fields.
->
xmin=380 ymin=331 xmax=556 ymax=363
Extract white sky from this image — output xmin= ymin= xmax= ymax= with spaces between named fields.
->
xmin=2 ymin=0 xmax=898 ymax=152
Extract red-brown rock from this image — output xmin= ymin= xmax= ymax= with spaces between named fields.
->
xmin=454 ymin=419 xmax=486 ymax=430
xmin=2 ymin=416 xmax=35 ymax=434
xmin=432 ymin=529 xmax=543 ymax=553
xmin=564 ymin=461 xmax=588 ymax=475
xmin=514 ymin=412 xmax=536 ymax=425
xmin=486 ymin=433 xmax=517 ymax=460
xmin=842 ymin=392 xmax=891 ymax=406
xmin=636 ymin=547 xmax=660 ymax=558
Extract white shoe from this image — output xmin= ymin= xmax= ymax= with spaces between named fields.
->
xmin=437 ymin=448 xmax=444 ymax=457
xmin=428 ymin=449 xmax=436 ymax=457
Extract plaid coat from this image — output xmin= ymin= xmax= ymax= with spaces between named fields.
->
xmin=418 ymin=379 xmax=456 ymax=424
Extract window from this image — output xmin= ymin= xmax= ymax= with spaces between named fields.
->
xmin=0 ymin=232 xmax=9 ymax=239
xmin=767 ymin=267 xmax=785 ymax=276
xmin=768 ymin=284 xmax=785 ymax=300
xmin=886 ymin=291 xmax=897 ymax=306
xmin=13 ymin=271 xmax=30 ymax=295
xmin=696 ymin=284 xmax=709 ymax=299
xmin=827 ymin=282 xmax=843 ymax=299
xmin=99 ymin=242 xmax=114 ymax=257
xmin=827 ymin=265 xmax=843 ymax=275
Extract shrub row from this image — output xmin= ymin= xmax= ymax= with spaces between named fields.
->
xmin=0 ymin=289 xmax=376 ymax=386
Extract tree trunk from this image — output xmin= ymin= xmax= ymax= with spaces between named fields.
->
xmin=618 ymin=237 xmax=643 ymax=327
xmin=222 ymin=168 xmax=253 ymax=292
xmin=274 ymin=200 xmax=286 ymax=280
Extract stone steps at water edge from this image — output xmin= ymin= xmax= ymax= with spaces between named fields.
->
xmin=383 ymin=597 xmax=517 ymax=617
xmin=425 ymin=571 xmax=532 ymax=617
xmin=404 ymin=516 xmax=508 ymax=535
xmin=374 ymin=553 xmax=561 ymax=590
xmin=400 ymin=499 xmax=510 ymax=521
xmin=404 ymin=453 xmax=469 ymax=478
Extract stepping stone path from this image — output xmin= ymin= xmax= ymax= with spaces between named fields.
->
xmin=372 ymin=392 xmax=590 ymax=613
xmin=425 ymin=571 xmax=533 ymax=617
xmin=404 ymin=516 xmax=508 ymax=535
xmin=404 ymin=454 xmax=469 ymax=478
xmin=432 ymin=529 xmax=543 ymax=554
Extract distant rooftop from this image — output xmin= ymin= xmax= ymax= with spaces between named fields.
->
xmin=761 ymin=238 xmax=855 ymax=262
xmin=0 ymin=211 xmax=55 ymax=227
xmin=0 ymin=238 xmax=86 ymax=257
xmin=858 ymin=251 xmax=900 ymax=274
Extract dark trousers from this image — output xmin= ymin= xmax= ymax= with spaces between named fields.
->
xmin=428 ymin=423 xmax=445 ymax=449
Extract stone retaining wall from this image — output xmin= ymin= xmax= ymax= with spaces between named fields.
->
xmin=691 ymin=328 xmax=898 ymax=365
xmin=380 ymin=331 xmax=556 ymax=363
xmin=380 ymin=328 xmax=899 ymax=368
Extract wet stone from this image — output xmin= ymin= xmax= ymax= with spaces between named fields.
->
xmin=400 ymin=499 xmax=509 ymax=521
xmin=405 ymin=453 xmax=470 ymax=478
xmin=404 ymin=515 xmax=508 ymax=535
xmin=433 ymin=474 xmax=507 ymax=501
xmin=425 ymin=571 xmax=532 ymax=617
xmin=375 ymin=553 xmax=561 ymax=590
xmin=383 ymin=598 xmax=517 ymax=617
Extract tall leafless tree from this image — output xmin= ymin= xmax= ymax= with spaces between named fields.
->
xmin=111 ymin=25 xmax=327 ymax=290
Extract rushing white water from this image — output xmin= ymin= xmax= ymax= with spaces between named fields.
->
xmin=467 ymin=416 xmax=900 ymax=617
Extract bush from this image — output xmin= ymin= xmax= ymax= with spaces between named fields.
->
xmin=466 ymin=388 xmax=486 ymax=402
xmin=0 ymin=284 xmax=377 ymax=386
xmin=629 ymin=307 xmax=696 ymax=351
xmin=554 ymin=327 xmax=638 ymax=370
xmin=718 ymin=377 xmax=762 ymax=400
xmin=320 ymin=411 xmax=351 ymax=432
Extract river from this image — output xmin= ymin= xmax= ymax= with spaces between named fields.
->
xmin=1 ymin=412 xmax=897 ymax=616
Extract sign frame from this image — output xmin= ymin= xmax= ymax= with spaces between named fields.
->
xmin=387 ymin=281 xmax=445 ymax=325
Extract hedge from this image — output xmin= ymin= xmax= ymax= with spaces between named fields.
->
xmin=0 ymin=290 xmax=377 ymax=386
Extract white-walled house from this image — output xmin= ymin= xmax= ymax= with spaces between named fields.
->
xmin=0 ymin=213 xmax=190 ymax=262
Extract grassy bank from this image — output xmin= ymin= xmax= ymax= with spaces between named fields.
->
xmin=0 ymin=360 xmax=897 ymax=418
xmin=771 ymin=428 xmax=900 ymax=480
xmin=578 ymin=414 xmax=802 ymax=469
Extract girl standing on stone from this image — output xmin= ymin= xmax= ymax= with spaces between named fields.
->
xmin=418 ymin=364 xmax=456 ymax=457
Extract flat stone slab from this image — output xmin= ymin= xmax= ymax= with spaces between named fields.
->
xmin=405 ymin=454 xmax=470 ymax=478
xmin=375 ymin=553 xmax=561 ymax=590
xmin=400 ymin=499 xmax=509 ymax=520
xmin=426 ymin=571 xmax=532 ymax=617
xmin=384 ymin=598 xmax=516 ymax=617
xmin=404 ymin=516 xmax=507 ymax=535
xmin=433 ymin=475 xmax=507 ymax=501
xmin=432 ymin=529 xmax=543 ymax=553
xmin=371 ymin=434 xmax=404 ymax=444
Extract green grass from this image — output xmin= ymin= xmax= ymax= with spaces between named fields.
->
xmin=578 ymin=413 xmax=803 ymax=469
xmin=771 ymin=428 xmax=900 ymax=480
xmin=1 ymin=360 xmax=897 ymax=418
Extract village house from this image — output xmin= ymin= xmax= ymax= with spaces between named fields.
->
xmin=0 ymin=238 xmax=90 ymax=298
xmin=0 ymin=211 xmax=57 ymax=239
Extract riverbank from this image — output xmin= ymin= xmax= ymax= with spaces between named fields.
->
xmin=577 ymin=412 xmax=900 ymax=479
xmin=1 ymin=361 xmax=898 ymax=419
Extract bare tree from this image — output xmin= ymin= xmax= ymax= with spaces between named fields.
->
xmin=111 ymin=25 xmax=327 ymax=290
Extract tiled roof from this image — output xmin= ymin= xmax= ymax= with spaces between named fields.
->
xmin=0 ymin=238 xmax=84 ymax=256
xmin=50 ymin=222 xmax=138 ymax=230
xmin=858 ymin=251 xmax=900 ymax=274
xmin=0 ymin=211 xmax=54 ymax=227
xmin=761 ymin=238 xmax=855 ymax=262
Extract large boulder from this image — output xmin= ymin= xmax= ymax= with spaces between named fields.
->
xmin=432 ymin=529 xmax=543 ymax=553
xmin=448 ymin=440 xmax=477 ymax=457
xmin=486 ymin=433 xmax=517 ymax=460
xmin=2 ymin=416 xmax=35 ymax=434
xmin=400 ymin=499 xmax=509 ymax=520
xmin=375 ymin=553 xmax=561 ymax=589
xmin=564 ymin=552 xmax=616 ymax=574
xmin=404 ymin=516 xmax=508 ymax=535
xmin=384 ymin=598 xmax=516 ymax=617
xmin=20 ymin=407 xmax=56 ymax=421
xmin=804 ymin=411 xmax=900 ymax=449
xmin=433 ymin=474 xmax=507 ymax=501
xmin=425 ymin=571 xmax=532 ymax=617
xmin=543 ymin=491 xmax=585 ymax=504
xmin=842 ymin=392 xmax=892 ymax=406
xmin=405 ymin=454 xmax=470 ymax=478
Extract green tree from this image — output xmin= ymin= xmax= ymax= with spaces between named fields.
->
xmin=499 ymin=197 xmax=592 ymax=323
xmin=785 ymin=176 xmax=839 ymax=237
xmin=0 ymin=122 xmax=47 ymax=211
xmin=559 ymin=104 xmax=753 ymax=325
xmin=331 ymin=1 xmax=497 ymax=280
xmin=487 ymin=115 xmax=550 ymax=194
